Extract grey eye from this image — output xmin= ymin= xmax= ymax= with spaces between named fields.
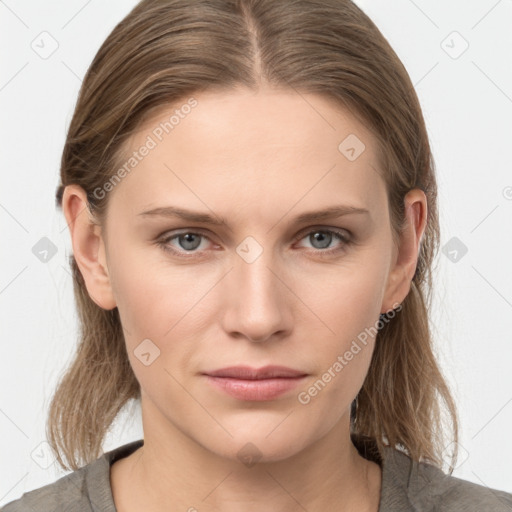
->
xmin=176 ymin=233 xmax=203 ymax=251
xmin=308 ymin=231 xmax=333 ymax=249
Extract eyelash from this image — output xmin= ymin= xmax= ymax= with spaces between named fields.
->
xmin=156 ymin=227 xmax=353 ymax=260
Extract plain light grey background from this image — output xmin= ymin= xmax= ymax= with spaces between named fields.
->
xmin=1 ymin=0 xmax=511 ymax=506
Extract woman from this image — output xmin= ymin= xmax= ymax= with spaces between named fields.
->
xmin=3 ymin=0 xmax=511 ymax=511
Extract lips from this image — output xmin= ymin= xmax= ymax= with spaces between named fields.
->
xmin=204 ymin=365 xmax=307 ymax=380
xmin=203 ymin=365 xmax=308 ymax=401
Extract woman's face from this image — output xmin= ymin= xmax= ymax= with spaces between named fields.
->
xmin=85 ymin=86 xmax=416 ymax=462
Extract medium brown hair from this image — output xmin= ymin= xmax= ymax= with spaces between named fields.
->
xmin=49 ymin=0 xmax=458 ymax=472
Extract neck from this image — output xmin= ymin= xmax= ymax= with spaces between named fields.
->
xmin=113 ymin=405 xmax=382 ymax=512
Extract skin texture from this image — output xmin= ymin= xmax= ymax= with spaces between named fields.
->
xmin=62 ymin=86 xmax=427 ymax=512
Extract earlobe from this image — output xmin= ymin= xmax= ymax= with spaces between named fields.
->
xmin=62 ymin=184 xmax=117 ymax=310
xmin=381 ymin=188 xmax=427 ymax=314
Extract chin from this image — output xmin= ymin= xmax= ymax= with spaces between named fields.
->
xmin=201 ymin=427 xmax=311 ymax=465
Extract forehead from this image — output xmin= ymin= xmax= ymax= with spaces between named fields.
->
xmin=107 ymin=87 xmax=387 ymax=220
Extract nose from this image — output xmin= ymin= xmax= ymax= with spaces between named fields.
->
xmin=220 ymin=248 xmax=293 ymax=343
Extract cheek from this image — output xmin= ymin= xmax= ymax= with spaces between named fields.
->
xmin=296 ymin=258 xmax=387 ymax=335
xmin=109 ymin=251 xmax=218 ymax=383
xmin=293 ymin=258 xmax=387 ymax=397
xmin=295 ymin=286 xmax=381 ymax=426
xmin=109 ymin=245 xmax=206 ymax=335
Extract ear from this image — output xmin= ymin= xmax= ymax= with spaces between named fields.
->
xmin=61 ymin=184 xmax=117 ymax=310
xmin=381 ymin=188 xmax=428 ymax=314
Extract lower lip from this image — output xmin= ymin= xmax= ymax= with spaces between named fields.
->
xmin=204 ymin=375 xmax=307 ymax=401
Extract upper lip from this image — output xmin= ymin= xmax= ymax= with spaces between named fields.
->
xmin=204 ymin=365 xmax=308 ymax=380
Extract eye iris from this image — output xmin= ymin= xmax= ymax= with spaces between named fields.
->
xmin=311 ymin=231 xmax=332 ymax=249
xmin=179 ymin=233 xmax=201 ymax=250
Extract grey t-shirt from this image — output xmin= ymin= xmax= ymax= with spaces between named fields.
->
xmin=2 ymin=438 xmax=512 ymax=511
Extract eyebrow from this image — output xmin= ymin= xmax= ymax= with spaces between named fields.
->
xmin=137 ymin=204 xmax=370 ymax=226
